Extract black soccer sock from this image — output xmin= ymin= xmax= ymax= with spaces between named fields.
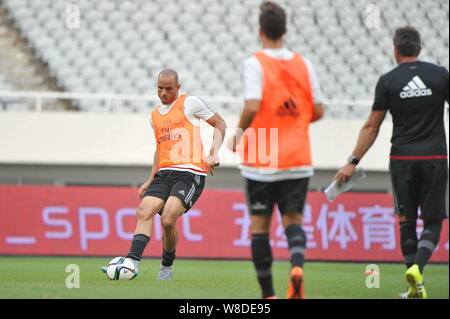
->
xmin=414 ymin=220 xmax=442 ymax=274
xmin=126 ymin=234 xmax=150 ymax=261
xmin=285 ymin=224 xmax=307 ymax=268
xmin=162 ymin=249 xmax=176 ymax=267
xmin=399 ymin=221 xmax=418 ymax=269
xmin=251 ymin=233 xmax=275 ymax=298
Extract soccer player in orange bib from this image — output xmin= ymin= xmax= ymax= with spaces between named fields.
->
xmin=229 ymin=2 xmax=324 ymax=299
xmin=119 ymin=69 xmax=226 ymax=280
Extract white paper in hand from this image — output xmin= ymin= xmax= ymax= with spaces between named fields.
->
xmin=324 ymin=168 xmax=367 ymax=202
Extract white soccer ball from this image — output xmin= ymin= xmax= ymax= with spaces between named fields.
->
xmin=105 ymin=257 xmax=137 ymax=280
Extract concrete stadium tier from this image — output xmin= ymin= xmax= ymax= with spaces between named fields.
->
xmin=1 ymin=0 xmax=448 ymax=116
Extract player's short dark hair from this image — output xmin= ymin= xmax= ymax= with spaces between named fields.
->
xmin=393 ymin=26 xmax=422 ymax=57
xmin=259 ymin=1 xmax=287 ymax=41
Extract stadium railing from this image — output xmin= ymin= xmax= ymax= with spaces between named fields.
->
xmin=0 ymin=89 xmax=373 ymax=115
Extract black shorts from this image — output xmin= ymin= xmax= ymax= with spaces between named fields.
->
xmin=246 ymin=178 xmax=309 ymax=216
xmin=390 ymin=159 xmax=448 ymax=221
xmin=143 ymin=170 xmax=206 ymax=213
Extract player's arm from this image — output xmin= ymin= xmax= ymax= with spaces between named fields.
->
xmin=333 ymin=75 xmax=389 ymax=185
xmin=137 ymin=120 xmax=159 ymax=198
xmin=137 ymin=149 xmax=159 ymax=199
xmin=312 ymin=103 xmax=324 ymax=122
xmin=228 ymin=99 xmax=260 ymax=152
xmin=205 ymin=113 xmax=227 ymax=176
xmin=333 ymin=110 xmax=387 ymax=185
xmin=445 ymin=68 xmax=449 ymax=104
xmin=228 ymin=56 xmax=262 ymax=152
xmin=148 ymin=119 xmax=159 ymax=181
xmin=149 ymin=148 xmax=159 ymax=181
xmin=189 ymin=96 xmax=227 ymax=176
xmin=304 ymin=57 xmax=325 ymax=123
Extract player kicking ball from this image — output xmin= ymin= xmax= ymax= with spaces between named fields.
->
xmin=102 ymin=69 xmax=226 ymax=280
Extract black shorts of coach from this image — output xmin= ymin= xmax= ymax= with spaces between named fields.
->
xmin=246 ymin=178 xmax=309 ymax=216
xmin=143 ymin=170 xmax=206 ymax=214
xmin=390 ymin=159 xmax=449 ymax=221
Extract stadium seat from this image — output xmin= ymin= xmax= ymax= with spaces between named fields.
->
xmin=1 ymin=0 xmax=448 ymax=115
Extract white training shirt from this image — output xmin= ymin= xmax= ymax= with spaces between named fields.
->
xmin=240 ymin=48 xmax=323 ymax=182
xmin=243 ymin=48 xmax=324 ymax=103
xmin=151 ymin=95 xmax=216 ymax=176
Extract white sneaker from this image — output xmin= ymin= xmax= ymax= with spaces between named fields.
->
xmin=156 ymin=264 xmax=173 ymax=280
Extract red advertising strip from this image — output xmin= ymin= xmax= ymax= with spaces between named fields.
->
xmin=0 ymin=185 xmax=448 ymax=262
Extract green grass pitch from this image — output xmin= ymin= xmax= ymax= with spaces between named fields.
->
xmin=0 ymin=256 xmax=447 ymax=299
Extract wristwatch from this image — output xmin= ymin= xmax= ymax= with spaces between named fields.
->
xmin=348 ymin=155 xmax=360 ymax=166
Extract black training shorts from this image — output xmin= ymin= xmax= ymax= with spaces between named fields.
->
xmin=389 ymin=159 xmax=448 ymax=221
xmin=246 ymin=177 xmax=309 ymax=216
xmin=143 ymin=170 xmax=206 ymax=213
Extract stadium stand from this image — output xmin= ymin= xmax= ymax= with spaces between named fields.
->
xmin=0 ymin=0 xmax=448 ymax=116
xmin=0 ymin=2 xmax=71 ymax=110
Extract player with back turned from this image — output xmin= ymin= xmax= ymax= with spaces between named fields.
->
xmin=334 ymin=26 xmax=449 ymax=298
xmin=229 ymin=2 xmax=324 ymax=299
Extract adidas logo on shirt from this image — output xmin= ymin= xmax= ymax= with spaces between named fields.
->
xmin=400 ymin=75 xmax=432 ymax=99
xmin=251 ymin=202 xmax=267 ymax=210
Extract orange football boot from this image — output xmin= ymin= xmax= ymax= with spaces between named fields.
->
xmin=286 ymin=266 xmax=305 ymax=299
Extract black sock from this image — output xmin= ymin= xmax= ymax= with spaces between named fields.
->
xmin=162 ymin=249 xmax=176 ymax=267
xmin=126 ymin=234 xmax=150 ymax=261
xmin=285 ymin=224 xmax=307 ymax=268
xmin=399 ymin=221 xmax=418 ymax=269
xmin=251 ymin=233 xmax=274 ymax=298
xmin=415 ymin=220 xmax=442 ymax=274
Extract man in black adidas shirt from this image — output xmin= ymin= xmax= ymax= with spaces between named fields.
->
xmin=334 ymin=26 xmax=449 ymax=299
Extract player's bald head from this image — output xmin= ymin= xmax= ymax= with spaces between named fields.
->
xmin=158 ymin=68 xmax=179 ymax=85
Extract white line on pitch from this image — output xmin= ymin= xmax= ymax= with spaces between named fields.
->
xmin=6 ymin=237 xmax=37 ymax=244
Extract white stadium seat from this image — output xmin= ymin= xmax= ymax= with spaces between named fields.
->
xmin=1 ymin=0 xmax=448 ymax=115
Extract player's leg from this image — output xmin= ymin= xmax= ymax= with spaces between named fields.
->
xmin=282 ymin=207 xmax=307 ymax=271
xmin=277 ymin=178 xmax=309 ymax=299
xmin=156 ymin=171 xmax=206 ymax=280
xmin=160 ymin=195 xmax=186 ymax=265
xmin=398 ymin=215 xmax=418 ymax=270
xmin=407 ymin=161 xmax=448 ymax=298
xmin=282 ymin=212 xmax=306 ymax=299
xmin=125 ymin=171 xmax=170 ymax=269
xmin=390 ymin=161 xmax=420 ymax=269
xmin=404 ymin=217 xmax=443 ymax=299
xmin=414 ymin=161 xmax=448 ymax=274
xmin=247 ymin=179 xmax=276 ymax=299
xmin=397 ymin=215 xmax=420 ymax=268
xmin=126 ymin=196 xmax=165 ymax=262
xmin=101 ymin=195 xmax=165 ymax=274
xmin=251 ymin=214 xmax=275 ymax=299
xmin=414 ymin=219 xmax=443 ymax=273
xmin=398 ymin=215 xmax=422 ymax=298
xmin=390 ymin=160 xmax=421 ymax=298
xmin=133 ymin=196 xmax=165 ymax=237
